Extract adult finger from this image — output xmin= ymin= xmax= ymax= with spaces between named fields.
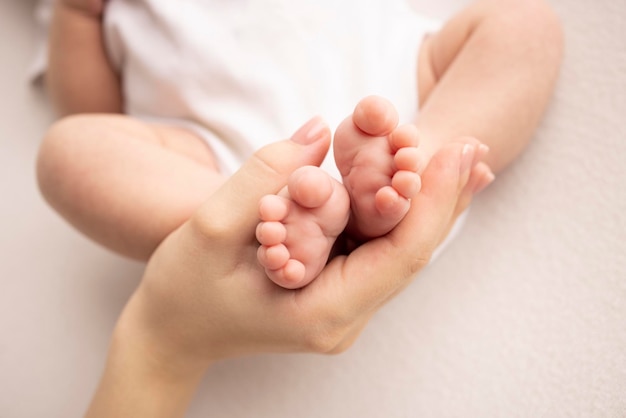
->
xmin=192 ymin=117 xmax=331 ymax=244
xmin=332 ymin=160 xmax=490 ymax=351
xmin=436 ymin=160 xmax=495 ymax=250
xmin=308 ymin=141 xmax=477 ymax=319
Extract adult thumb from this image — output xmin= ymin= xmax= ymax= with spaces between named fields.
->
xmin=193 ymin=117 xmax=331 ymax=242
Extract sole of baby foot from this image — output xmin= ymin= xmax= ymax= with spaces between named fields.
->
xmin=334 ymin=96 xmax=424 ymax=239
xmin=256 ymin=166 xmax=350 ymax=289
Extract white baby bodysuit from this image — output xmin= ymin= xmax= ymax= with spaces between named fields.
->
xmin=32 ymin=0 xmax=465 ymax=258
xmin=103 ymin=0 xmax=441 ymax=177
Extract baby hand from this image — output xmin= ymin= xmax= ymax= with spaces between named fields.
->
xmin=60 ymin=0 xmax=106 ymax=16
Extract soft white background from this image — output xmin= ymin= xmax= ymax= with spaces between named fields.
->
xmin=1 ymin=0 xmax=625 ymax=416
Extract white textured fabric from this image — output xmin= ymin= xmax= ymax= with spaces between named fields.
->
xmin=31 ymin=0 xmax=464 ymax=261
xmin=103 ymin=0 xmax=440 ymax=177
xmin=101 ymin=0 xmax=468 ymax=256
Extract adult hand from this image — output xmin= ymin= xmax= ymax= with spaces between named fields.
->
xmin=86 ymin=117 xmax=489 ymax=417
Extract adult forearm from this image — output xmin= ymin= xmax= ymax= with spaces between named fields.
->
xmin=85 ymin=293 xmax=208 ymax=418
xmin=47 ymin=3 xmax=123 ymax=117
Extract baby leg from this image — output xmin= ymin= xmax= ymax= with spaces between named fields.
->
xmin=257 ymin=166 xmax=350 ymax=289
xmin=37 ymin=114 xmax=224 ymax=260
xmin=416 ymin=0 xmax=564 ymax=173
xmin=334 ymin=96 xmax=423 ymax=239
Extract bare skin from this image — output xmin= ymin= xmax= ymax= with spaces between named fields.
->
xmin=334 ymin=97 xmax=423 ymax=239
xmin=257 ymin=97 xmax=493 ymax=288
xmin=36 ymin=0 xmax=564 ymax=414
xmin=86 ymin=130 xmax=483 ymax=418
xmin=257 ymin=97 xmax=425 ymax=288
xmin=47 ymin=0 xmax=122 ymax=116
xmin=38 ymin=0 xmax=563 ymax=268
xmin=256 ymin=164 xmax=351 ymax=289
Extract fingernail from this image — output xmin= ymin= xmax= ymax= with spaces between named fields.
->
xmin=459 ymin=144 xmax=476 ymax=175
xmin=473 ymin=170 xmax=495 ymax=194
xmin=292 ymin=116 xmax=328 ymax=145
xmin=477 ymin=144 xmax=490 ymax=160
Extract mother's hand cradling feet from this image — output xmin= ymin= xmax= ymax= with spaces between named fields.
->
xmin=86 ymin=116 xmax=491 ymax=417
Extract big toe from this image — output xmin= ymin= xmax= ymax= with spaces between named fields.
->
xmin=287 ymin=166 xmax=334 ymax=209
xmin=353 ymin=95 xmax=399 ymax=137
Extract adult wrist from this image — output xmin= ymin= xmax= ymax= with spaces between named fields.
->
xmin=85 ymin=291 xmax=211 ymax=417
xmin=115 ymin=288 xmax=214 ymax=379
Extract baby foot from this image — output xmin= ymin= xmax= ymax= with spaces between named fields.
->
xmin=256 ymin=166 xmax=350 ymax=289
xmin=334 ymin=96 xmax=423 ymax=239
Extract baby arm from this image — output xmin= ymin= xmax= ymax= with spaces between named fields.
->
xmin=47 ymin=0 xmax=122 ymax=116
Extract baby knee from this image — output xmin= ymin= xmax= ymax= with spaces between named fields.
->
xmin=36 ymin=116 xmax=90 ymax=204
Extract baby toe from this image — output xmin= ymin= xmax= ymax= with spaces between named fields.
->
xmin=259 ymin=194 xmax=291 ymax=222
xmin=288 ymin=166 xmax=334 ymax=209
xmin=392 ymin=171 xmax=421 ymax=199
xmin=394 ymin=147 xmax=422 ymax=172
xmin=270 ymin=259 xmax=306 ymax=289
xmin=257 ymin=244 xmax=290 ymax=271
xmin=256 ymin=221 xmax=287 ymax=246
xmin=389 ymin=124 xmax=420 ymax=151
xmin=375 ymin=186 xmax=409 ymax=216
xmin=353 ymin=96 xmax=399 ymax=136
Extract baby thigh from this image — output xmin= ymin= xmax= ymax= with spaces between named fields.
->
xmin=37 ymin=114 xmax=225 ymax=260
